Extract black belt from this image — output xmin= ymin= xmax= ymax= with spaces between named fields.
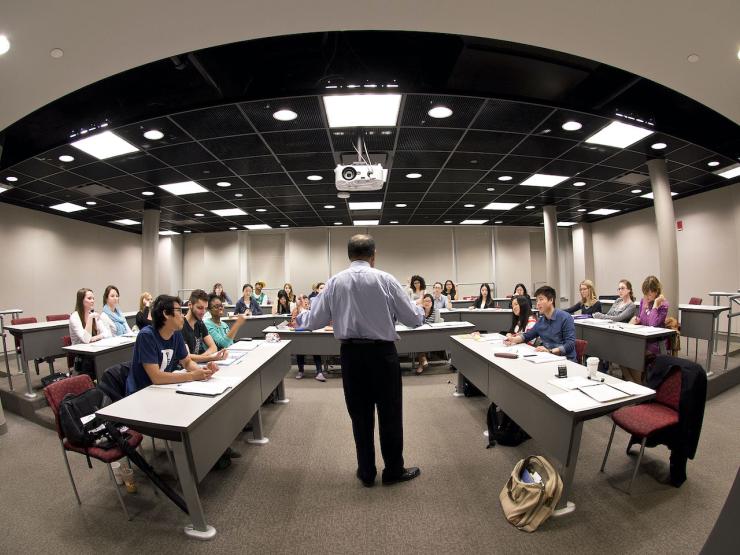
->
xmin=340 ymin=338 xmax=393 ymax=345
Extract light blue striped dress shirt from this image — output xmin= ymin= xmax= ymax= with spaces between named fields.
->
xmin=296 ymin=260 xmax=425 ymax=341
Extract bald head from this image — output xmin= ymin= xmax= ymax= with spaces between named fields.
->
xmin=348 ymin=234 xmax=375 ymax=261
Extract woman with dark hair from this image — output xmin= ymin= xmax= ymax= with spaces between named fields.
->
xmin=443 ymin=279 xmax=458 ymax=301
xmin=99 ymin=285 xmax=132 ymax=337
xmin=410 ymin=275 xmax=426 ymax=302
xmin=212 ymin=282 xmax=232 ymax=304
xmin=69 ymin=288 xmax=110 ymax=345
xmin=416 ymin=293 xmax=439 ymax=374
xmin=508 ymin=296 xmax=537 ymax=340
xmin=283 ymin=283 xmax=296 ymax=303
xmin=272 ymin=289 xmax=295 ymax=315
xmin=472 ymin=283 xmax=494 ymax=309
xmin=513 ymin=283 xmax=528 ymax=298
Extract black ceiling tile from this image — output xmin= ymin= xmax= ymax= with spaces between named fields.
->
xmin=7 ymin=158 xmax=60 ymax=179
xmin=279 ymin=153 xmax=335 ymax=171
xmin=559 ymin=144 xmax=615 ymax=164
xmin=19 ymin=180 xmax=63 ymax=195
xmin=258 ymin=185 xmax=301 ymax=197
xmin=300 ymin=183 xmax=340 ymax=195
xmin=262 ymin=130 xmax=332 ymax=154
xmin=171 ymin=105 xmax=252 ymax=139
xmin=240 ymin=96 xmax=324 ymax=132
xmin=96 ymin=191 xmax=138 ymax=204
xmin=72 ymin=163 xmax=126 ymax=181
xmin=44 ymin=188 xmax=89 ymax=202
xmin=0 ymin=188 xmax=40 ymax=202
xmin=116 ymin=199 xmax=146 ymax=210
xmin=687 ymin=174 xmax=724 ymax=187
xmin=243 ymin=173 xmax=291 ymax=188
xmin=148 ymin=142 xmax=215 ymax=166
xmin=667 ymin=144 xmax=716 ymax=166
xmin=331 ymin=129 xmax=396 ymax=152
xmin=107 ymin=152 xmax=167 ymax=174
xmin=133 ymin=167 xmax=188 ymax=186
xmin=601 ymin=150 xmax=647 ymax=171
xmin=537 ymin=159 xmax=592 ymax=177
xmin=493 ymin=155 xmax=548 ymax=174
xmin=397 ymin=128 xmax=463 ymax=151
xmin=457 ymin=130 xmax=522 ymax=153
xmin=290 ymin=170 xmax=334 ymax=184
xmin=425 ymin=192 xmax=464 ymax=202
xmin=224 ymin=156 xmax=283 ymax=175
xmin=36 ymin=146 xmax=97 ymax=170
xmin=115 ymin=117 xmax=192 ymax=148
xmin=392 ymin=151 xmax=449 ymax=168
xmin=669 ymin=165 xmax=707 ymax=181
xmin=43 ymin=171 xmax=91 ymax=187
xmin=427 ymin=182 xmax=472 ymax=194
xmin=201 ymin=135 xmax=270 ymax=159
xmin=629 ymin=132 xmax=688 ymax=155
xmin=436 ymin=169 xmax=486 ymax=183
xmin=577 ymin=165 xmax=625 ymax=180
xmin=401 ymin=95 xmax=485 ymax=128
xmin=511 ymin=136 xmax=576 ymax=158
xmin=176 ymin=161 xmax=233 ymax=180
xmin=472 ymin=100 xmax=553 ymax=133
xmin=533 ymin=110 xmax=610 ymax=140
xmin=445 ymin=152 xmax=502 ymax=170
xmin=385 ymin=181 xmax=431 ymax=193
xmin=691 ymin=154 xmax=736 ymax=171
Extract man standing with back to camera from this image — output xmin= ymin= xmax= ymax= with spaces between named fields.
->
xmin=296 ymin=234 xmax=424 ymax=487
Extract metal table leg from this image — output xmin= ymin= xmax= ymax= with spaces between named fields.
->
xmin=170 ymin=435 xmax=217 ymax=540
xmin=274 ymin=379 xmax=289 ymax=404
xmin=453 ymin=371 xmax=465 ymax=397
xmin=0 ymin=314 xmax=12 ymax=391
xmin=713 ymin=294 xmax=720 ymax=352
xmin=552 ymin=421 xmax=583 ymax=516
xmin=246 ymin=410 xmax=269 ymax=445
xmin=706 ymin=315 xmax=715 ymax=376
xmin=18 ymin=341 xmax=37 ymax=399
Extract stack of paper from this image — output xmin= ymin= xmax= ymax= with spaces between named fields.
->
xmin=577 ymin=383 xmax=630 ymax=402
xmin=523 ymin=352 xmax=565 ymax=364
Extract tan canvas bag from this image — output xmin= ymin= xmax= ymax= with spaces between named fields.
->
xmin=499 ymin=455 xmax=563 ymax=532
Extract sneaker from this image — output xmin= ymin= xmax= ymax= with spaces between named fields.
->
xmin=315 ymin=372 xmax=326 ymax=382
xmin=296 ymin=371 xmax=304 ymax=379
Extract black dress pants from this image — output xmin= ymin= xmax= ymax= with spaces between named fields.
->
xmin=340 ymin=341 xmax=404 ymax=481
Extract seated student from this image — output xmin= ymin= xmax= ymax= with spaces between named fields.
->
xmin=505 ymin=286 xmax=576 ymax=361
xmin=512 ymin=283 xmax=528 ymax=298
xmin=416 ymin=293 xmax=440 ymax=375
xmin=125 ymin=295 xmax=217 ymax=396
xmin=472 ymin=283 xmax=494 ymax=309
xmin=431 ymin=282 xmax=450 ymax=310
xmin=565 ymin=279 xmax=602 ymax=315
xmin=507 ymin=295 xmax=537 ymax=339
xmin=443 ymin=279 xmax=459 ymax=301
xmin=69 ymin=288 xmax=110 ymax=345
xmin=308 ymin=282 xmax=325 ymax=300
xmin=135 ymin=291 xmax=153 ymax=330
xmin=234 ymin=283 xmax=263 ymax=315
xmin=593 ymin=279 xmax=637 ymax=322
xmin=283 ymin=282 xmax=296 ymax=304
xmin=99 ymin=285 xmax=133 ymax=337
xmin=290 ymin=295 xmax=326 ymax=382
xmin=272 ymin=289 xmax=296 ymax=315
xmin=205 ymin=294 xmax=249 ymax=349
xmin=212 ymin=282 xmax=233 ymax=305
xmin=410 ymin=275 xmax=426 ymax=302
xmin=182 ymin=289 xmax=228 ymax=363
xmin=253 ymin=281 xmax=269 ymax=305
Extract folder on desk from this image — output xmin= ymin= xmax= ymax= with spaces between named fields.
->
xmin=577 ymin=383 xmax=630 ymax=403
xmin=176 ymin=377 xmax=238 ymax=397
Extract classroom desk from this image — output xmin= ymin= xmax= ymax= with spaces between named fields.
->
xmin=574 ymin=319 xmax=675 ymax=373
xmin=708 ymin=291 xmax=738 ymax=352
xmin=450 ymin=334 xmax=654 ymax=514
xmin=97 ymin=340 xmax=291 ymax=539
xmin=0 ymin=308 xmax=23 ymax=390
xmin=63 ymin=336 xmax=136 ymax=381
xmin=442 ymin=308 xmax=514 ymax=333
xmin=450 ymin=299 xmax=475 ymax=309
xmin=224 ymin=313 xmax=291 ymax=339
xmin=261 ymin=322 xmax=476 ymax=357
xmin=678 ymin=304 xmax=729 ymax=374
xmin=598 ymin=299 xmax=615 ymax=313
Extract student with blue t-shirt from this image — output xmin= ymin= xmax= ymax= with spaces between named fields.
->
xmin=125 ymin=295 xmax=218 ymax=395
xmin=505 ymin=285 xmax=576 ymax=361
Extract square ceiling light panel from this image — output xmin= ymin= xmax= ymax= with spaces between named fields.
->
xmin=112 ymin=219 xmax=139 ymax=226
xmin=557 ymin=221 xmax=576 ymax=227
xmin=715 ymin=163 xmax=740 ymax=179
xmin=640 ymin=192 xmax=677 ymax=199
xmin=353 ymin=220 xmax=380 ymax=225
xmin=585 ymin=121 xmax=654 ymax=149
xmin=349 ymin=201 xmax=383 ymax=210
xmin=158 ymin=230 xmax=180 ymax=236
xmin=461 ymin=219 xmax=488 ymax=224
xmin=243 ymin=224 xmax=272 ymax=230
xmin=520 ymin=174 xmax=569 ymax=187
xmin=589 ymin=208 xmax=621 ymax=216
xmin=159 ymin=181 xmax=209 ymax=196
xmin=482 ymin=202 xmax=519 ymax=210
xmin=71 ymin=131 xmax=139 ymax=160
xmin=323 ymin=94 xmax=402 ymax=128
xmin=50 ymin=202 xmax=86 ymax=213
xmin=211 ymin=208 xmax=247 ymax=217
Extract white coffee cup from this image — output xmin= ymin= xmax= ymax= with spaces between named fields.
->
xmin=111 ymin=461 xmax=124 ymax=485
xmin=586 ymin=357 xmax=600 ymax=378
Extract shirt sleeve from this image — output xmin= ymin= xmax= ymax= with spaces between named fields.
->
xmin=297 ymin=282 xmax=332 ymax=330
xmin=68 ymin=312 xmax=91 ymax=344
xmin=642 ymin=302 xmax=669 ymax=327
xmin=137 ymin=331 xmax=161 ymax=365
xmin=205 ymin=320 xmax=233 ymax=349
xmin=522 ymin=318 xmax=541 ymax=343
xmin=557 ymin=314 xmax=576 ymax=358
xmin=388 ymin=277 xmax=424 ymax=328
xmin=564 ymin=302 xmax=581 ymax=314
xmin=612 ymin=302 xmax=637 ymax=323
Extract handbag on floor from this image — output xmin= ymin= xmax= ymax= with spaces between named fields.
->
xmin=499 ymin=455 xmax=563 ymax=532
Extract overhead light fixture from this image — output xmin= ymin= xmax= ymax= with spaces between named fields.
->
xmin=5 ymin=176 xmax=18 ymax=182
xmin=142 ymin=191 xmax=155 ymax=196
xmin=461 ymin=219 xmax=488 ymax=225
xmin=184 ymin=230 xmax=192 ymax=233
xmin=85 ymin=201 xmax=97 ymax=206
xmin=561 ymin=121 xmax=582 ymax=131
xmin=521 ymin=174 xmax=569 ymax=187
xmin=256 ymin=208 xmax=267 ymax=213
xmin=585 ymin=121 xmax=654 ymax=149
xmin=244 ymin=224 xmax=272 ymax=230
xmin=159 ymin=230 xmax=180 ymax=236
xmin=494 ymin=220 xmax=505 ymax=224
xmin=631 ymin=189 xmax=642 ymax=194
xmin=337 ymin=191 xmax=350 ymax=199
xmin=144 ymin=130 xmax=164 ymax=140
xmin=389 ymin=220 xmax=399 ymax=224
xmin=406 ymin=173 xmax=422 ymax=179
xmin=497 ymin=175 xmax=513 ymax=181
xmin=349 ymin=201 xmax=382 ymax=210
xmin=280 ymin=224 xmax=289 ymax=228
xmin=525 ymin=205 xmax=535 ymax=209
xmin=71 ymin=130 xmax=139 ymax=160
xmin=0 ymin=35 xmax=10 ymax=55
xmin=715 ymin=163 xmax=740 ymax=179
xmin=707 ymin=161 xmax=720 ymax=167
xmin=49 ymin=48 xmax=64 ymax=58
xmin=651 ymin=142 xmax=667 ymax=150
xmin=216 ymin=181 xmax=231 ymax=187
xmin=324 ymin=204 xmax=335 ymax=209
xmin=395 ymin=203 xmax=407 ymax=208
xmin=159 ymin=181 xmax=208 ymax=196
xmin=589 ymin=208 xmax=621 ymax=216
xmin=641 ymin=191 xmax=677 ymax=199
xmin=577 ymin=208 xmax=587 ymax=212
xmin=323 ymin=94 xmax=402 ymax=127
xmin=273 ymin=109 xmax=297 ymax=121
xmin=211 ymin=208 xmax=247 ymax=217
xmin=234 ymin=193 xmax=243 ymax=198
xmin=59 ymin=155 xmax=75 ymax=162
xmin=112 ymin=219 xmax=139 ymax=226
xmin=486 ymin=187 xmax=495 ymax=191
xmin=444 ymin=220 xmax=453 ymax=224
xmin=557 ymin=222 xmax=576 ymax=227
xmin=428 ymin=106 xmax=453 ymax=119
xmin=307 ymin=175 xmax=323 ymax=181
xmin=0 ymin=186 xmax=8 ymax=194
xmin=333 ymin=222 xmax=343 ymax=225
xmin=194 ymin=213 xmax=205 ymax=217
xmin=229 ymin=227 xmax=238 ymax=230
xmin=464 ymin=204 xmax=475 ymax=208
xmin=573 ymin=181 xmax=586 ymax=187
xmin=50 ymin=202 xmax=86 ymax=213
xmin=353 ymin=219 xmax=380 ymax=226
xmin=483 ymin=202 xmax=519 ymax=210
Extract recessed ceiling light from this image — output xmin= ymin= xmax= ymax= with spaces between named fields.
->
xmin=0 ymin=186 xmax=8 ymax=194
xmin=334 ymin=222 xmax=343 ymax=225
xmin=521 ymin=174 xmax=569 ymax=187
xmin=234 ymin=193 xmax=243 ymax=198
xmin=395 ymin=203 xmax=407 ymax=208
xmin=49 ymin=48 xmax=64 ymax=58
xmin=256 ymin=208 xmax=267 ymax=212
xmin=464 ymin=204 xmax=475 ymax=208
xmin=428 ymin=106 xmax=453 ymax=118
xmin=216 ymin=181 xmax=231 ymax=187
xmin=112 ymin=219 xmax=139 ymax=226
xmin=716 ymin=163 xmax=740 ymax=179
xmin=71 ymin=130 xmax=139 ymax=160
xmin=577 ymin=208 xmax=587 ymax=212
xmin=244 ymin=224 xmax=272 ymax=230
xmin=444 ymin=220 xmax=453 ymax=224
xmin=707 ymin=161 xmax=720 ymax=167
xmin=486 ymin=187 xmax=495 ymax=192
xmin=143 ymin=130 xmax=164 ymax=140
xmin=158 ymin=181 xmax=208 ymax=196
xmin=353 ymin=219 xmax=379 ymax=226
xmin=85 ymin=201 xmax=97 ymax=206
xmin=631 ymin=189 xmax=642 ymax=194
xmin=585 ymin=121 xmax=654 ymax=149
xmin=58 ymin=155 xmax=75 ymax=162
xmin=324 ymin=204 xmax=335 ymax=209
xmin=573 ymin=181 xmax=586 ymax=187
xmin=562 ymin=121 xmax=582 ymax=131
xmin=525 ymin=205 xmax=535 ymax=209
xmin=307 ymin=175 xmax=323 ymax=181
xmin=50 ymin=203 xmax=86 ymax=213
xmin=406 ymin=173 xmax=422 ymax=179
xmin=280 ymin=224 xmax=289 ymax=228
xmin=461 ymin=219 xmax=488 ymax=225
xmin=687 ymin=54 xmax=700 ymax=63
xmin=0 ymin=35 xmax=10 ymax=56
xmin=651 ymin=142 xmax=667 ymax=150
xmin=349 ymin=201 xmax=382 ymax=210
xmin=483 ymin=202 xmax=519 ymax=210
xmin=142 ymin=191 xmax=155 ymax=196
xmin=589 ymin=208 xmax=621 ymax=216
xmin=494 ymin=220 xmax=503 ymax=224
xmin=159 ymin=230 xmax=180 ymax=236
xmin=273 ymin=109 xmax=297 ymax=121
xmin=183 ymin=230 xmax=192 ymax=233
xmin=212 ymin=208 xmax=247 ymax=217
xmin=323 ymin=94 xmax=402 ymax=127
xmin=229 ymin=227 xmax=238 ymax=230
xmin=557 ymin=222 xmax=576 ymax=227
xmin=195 ymin=213 xmax=205 ymax=217
xmin=497 ymin=175 xmax=513 ymax=181
xmin=390 ymin=220 xmax=399 ymax=224
xmin=5 ymin=176 xmax=18 ymax=182
xmin=641 ymin=192 xmax=677 ymax=199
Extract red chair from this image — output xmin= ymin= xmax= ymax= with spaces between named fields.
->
xmin=43 ymin=375 xmax=144 ymax=520
xmin=44 ymin=315 xmax=71 ymax=372
xmin=575 ymin=339 xmax=588 ymax=364
xmin=688 ymin=297 xmax=702 ymax=305
xmin=46 ymin=314 xmax=69 ymax=322
xmin=11 ymin=317 xmax=41 ymax=375
xmin=62 ymin=335 xmax=75 ymax=372
xmin=600 ymin=369 xmax=682 ymax=493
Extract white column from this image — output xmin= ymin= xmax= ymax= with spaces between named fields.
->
xmin=142 ymin=209 xmax=160 ymax=295
xmin=543 ymin=206 xmax=561 ymax=305
xmin=571 ymin=223 xmax=595 ymax=283
xmin=238 ymin=231 xmax=249 ymax=288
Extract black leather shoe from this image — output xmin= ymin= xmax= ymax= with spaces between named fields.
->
xmin=356 ymin=470 xmax=375 ymax=488
xmin=225 ymin=447 xmax=242 ymax=459
xmin=382 ymin=467 xmax=421 ymax=485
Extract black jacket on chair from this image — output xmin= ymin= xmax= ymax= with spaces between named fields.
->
xmin=98 ymin=362 xmax=131 ymax=403
xmin=646 ymin=355 xmax=707 ymax=459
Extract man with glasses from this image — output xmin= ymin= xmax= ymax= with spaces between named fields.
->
xmin=205 ymin=293 xmax=249 ymax=349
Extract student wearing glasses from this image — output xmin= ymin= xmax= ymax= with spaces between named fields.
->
xmin=593 ymin=280 xmax=637 ymax=323
xmin=565 ymin=279 xmax=602 ymax=315
xmin=430 ymin=282 xmax=450 ymax=310
xmin=410 ymin=275 xmax=426 ymax=302
xmin=204 ymin=294 xmax=249 ymax=350
xmin=415 ymin=293 xmax=440 ymax=374
xmin=443 ymin=280 xmax=458 ymax=302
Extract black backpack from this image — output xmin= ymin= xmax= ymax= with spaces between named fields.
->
xmin=462 ymin=377 xmax=485 ymax=397
xmin=58 ymin=388 xmax=114 ymax=453
xmin=486 ymin=403 xmax=530 ymax=447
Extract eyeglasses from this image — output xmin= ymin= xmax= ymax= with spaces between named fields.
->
xmin=617 ymin=286 xmax=628 ymax=290
xmin=211 ymin=303 xmax=223 ymax=310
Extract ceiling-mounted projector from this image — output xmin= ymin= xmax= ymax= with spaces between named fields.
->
xmin=335 ymin=163 xmax=388 ymax=191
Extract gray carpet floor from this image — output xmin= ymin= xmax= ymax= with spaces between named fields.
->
xmin=1 ymin=370 xmax=738 ymax=555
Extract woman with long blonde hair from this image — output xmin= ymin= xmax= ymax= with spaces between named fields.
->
xmin=565 ymin=279 xmax=602 ymax=315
